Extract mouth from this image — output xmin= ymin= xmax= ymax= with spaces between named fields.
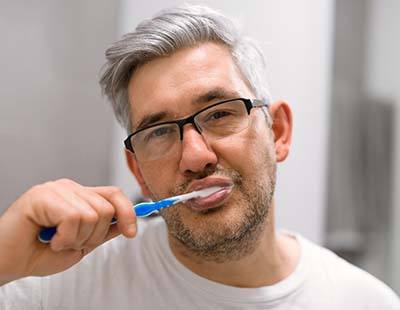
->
xmin=186 ymin=185 xmax=233 ymax=211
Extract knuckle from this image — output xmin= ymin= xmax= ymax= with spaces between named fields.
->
xmin=41 ymin=195 xmax=59 ymax=210
xmin=38 ymin=181 xmax=58 ymax=193
xmin=88 ymin=196 xmax=114 ymax=216
xmin=82 ymin=210 xmax=99 ymax=224
xmin=26 ymin=184 xmax=57 ymax=210
xmin=100 ymin=203 xmax=115 ymax=218
xmin=56 ymin=178 xmax=78 ymax=187
xmin=109 ymin=186 xmax=123 ymax=197
xmin=28 ymin=184 xmax=47 ymax=196
xmin=65 ymin=210 xmax=81 ymax=224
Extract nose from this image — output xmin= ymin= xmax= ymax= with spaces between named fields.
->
xmin=178 ymin=124 xmax=218 ymax=175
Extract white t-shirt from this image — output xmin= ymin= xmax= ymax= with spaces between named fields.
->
xmin=1 ymin=217 xmax=399 ymax=309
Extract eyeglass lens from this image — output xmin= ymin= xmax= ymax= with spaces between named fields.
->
xmin=131 ymin=99 xmax=250 ymax=161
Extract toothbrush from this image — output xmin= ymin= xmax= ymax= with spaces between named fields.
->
xmin=38 ymin=186 xmax=224 ymax=243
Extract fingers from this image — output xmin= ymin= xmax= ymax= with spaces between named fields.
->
xmin=49 ymin=185 xmax=99 ymax=250
xmin=29 ymin=186 xmax=81 ymax=251
xmin=31 ymin=179 xmax=136 ymax=252
xmin=88 ymin=186 xmax=137 ymax=238
xmin=76 ymin=190 xmax=116 ymax=245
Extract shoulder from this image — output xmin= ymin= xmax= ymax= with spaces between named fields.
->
xmin=299 ymin=235 xmax=400 ymax=308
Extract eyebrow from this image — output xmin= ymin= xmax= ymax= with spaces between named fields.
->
xmin=133 ymin=88 xmax=241 ymax=132
xmin=134 ymin=111 xmax=170 ymax=132
xmin=192 ymin=88 xmax=241 ymax=105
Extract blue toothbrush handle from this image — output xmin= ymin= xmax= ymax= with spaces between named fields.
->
xmin=38 ymin=198 xmax=177 ymax=243
xmin=38 ymin=227 xmax=57 ymax=243
xmin=134 ymin=199 xmax=176 ymax=217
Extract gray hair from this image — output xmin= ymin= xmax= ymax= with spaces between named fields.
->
xmin=99 ymin=4 xmax=271 ymax=133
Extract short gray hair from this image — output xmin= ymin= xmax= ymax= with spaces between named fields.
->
xmin=99 ymin=4 xmax=271 ymax=132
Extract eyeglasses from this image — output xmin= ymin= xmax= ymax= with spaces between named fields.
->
xmin=124 ymin=98 xmax=269 ymax=162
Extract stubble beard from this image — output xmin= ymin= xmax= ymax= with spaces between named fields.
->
xmin=160 ymin=162 xmax=277 ymax=263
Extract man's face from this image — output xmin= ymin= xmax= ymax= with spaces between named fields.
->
xmin=127 ymin=42 xmax=277 ymax=261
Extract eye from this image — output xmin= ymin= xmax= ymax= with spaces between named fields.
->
xmin=153 ymin=127 xmax=170 ymax=137
xmin=144 ymin=125 xmax=177 ymax=141
xmin=204 ymin=110 xmax=233 ymax=122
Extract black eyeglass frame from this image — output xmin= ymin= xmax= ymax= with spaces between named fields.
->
xmin=124 ymin=98 xmax=269 ymax=153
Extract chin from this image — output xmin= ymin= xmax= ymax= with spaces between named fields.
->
xmin=160 ymin=182 xmax=271 ymax=261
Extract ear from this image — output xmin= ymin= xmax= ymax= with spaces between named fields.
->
xmin=125 ymin=149 xmax=152 ymax=198
xmin=269 ymin=100 xmax=293 ymax=162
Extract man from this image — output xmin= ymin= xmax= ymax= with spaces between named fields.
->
xmin=0 ymin=4 xmax=399 ymax=309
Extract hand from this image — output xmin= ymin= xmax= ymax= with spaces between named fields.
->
xmin=0 ymin=179 xmax=137 ymax=285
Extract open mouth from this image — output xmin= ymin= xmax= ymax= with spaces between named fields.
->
xmin=187 ymin=186 xmax=233 ymax=211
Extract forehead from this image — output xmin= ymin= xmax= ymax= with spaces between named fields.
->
xmin=127 ymin=42 xmax=253 ymax=130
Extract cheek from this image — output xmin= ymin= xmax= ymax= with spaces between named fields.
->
xmin=247 ymin=115 xmax=277 ymax=163
xmin=139 ymin=160 xmax=179 ymax=199
xmin=211 ymin=125 xmax=274 ymax=172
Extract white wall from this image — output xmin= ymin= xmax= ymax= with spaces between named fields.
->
xmin=111 ymin=0 xmax=335 ymax=244
xmin=0 ymin=1 xmax=118 ymax=213
xmin=364 ymin=0 xmax=400 ymax=293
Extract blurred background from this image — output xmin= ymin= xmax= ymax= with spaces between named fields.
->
xmin=0 ymin=0 xmax=398 ymax=294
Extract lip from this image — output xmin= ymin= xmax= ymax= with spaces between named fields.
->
xmin=186 ymin=177 xmax=234 ymax=211
xmin=187 ymin=177 xmax=234 ymax=193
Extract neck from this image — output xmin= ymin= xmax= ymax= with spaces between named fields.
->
xmin=168 ymin=203 xmax=300 ymax=288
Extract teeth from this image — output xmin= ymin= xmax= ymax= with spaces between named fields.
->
xmin=197 ymin=186 xmax=230 ymax=200
xmin=201 ymin=186 xmax=223 ymax=197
